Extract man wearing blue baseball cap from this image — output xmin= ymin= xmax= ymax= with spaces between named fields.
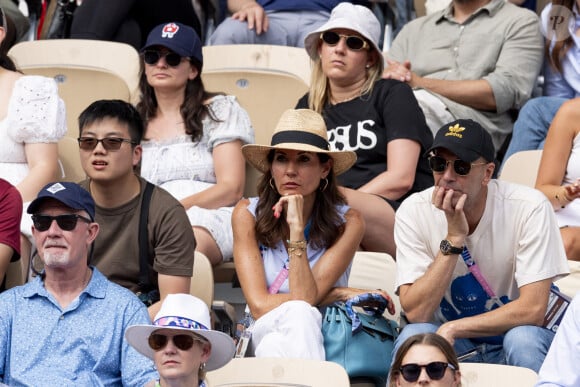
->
xmin=392 ymin=119 xmax=569 ymax=373
xmin=0 ymin=182 xmax=157 ymax=385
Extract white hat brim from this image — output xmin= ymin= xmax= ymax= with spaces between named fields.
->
xmin=125 ymin=325 xmax=236 ymax=371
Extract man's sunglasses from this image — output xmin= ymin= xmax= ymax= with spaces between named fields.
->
xmin=143 ymin=50 xmax=186 ymax=67
xmin=428 ymin=156 xmax=487 ymax=176
xmin=148 ymin=333 xmax=204 ymax=352
xmin=32 ymin=214 xmax=92 ymax=232
xmin=399 ymin=361 xmax=455 ymax=382
xmin=320 ymin=31 xmax=369 ymax=51
xmin=78 ymin=137 xmax=136 ymax=151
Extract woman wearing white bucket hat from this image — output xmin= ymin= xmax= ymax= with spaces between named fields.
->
xmin=125 ymin=293 xmax=235 ymax=387
xmin=232 ymin=109 xmax=395 ymax=359
xmin=297 ymin=2 xmax=434 ymax=257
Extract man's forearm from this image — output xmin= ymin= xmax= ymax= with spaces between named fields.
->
xmin=412 ymin=77 xmax=496 ymax=111
xmin=227 ymin=0 xmax=257 ymax=13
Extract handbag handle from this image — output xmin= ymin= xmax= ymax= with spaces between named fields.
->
xmin=345 ymin=293 xmax=389 ymax=333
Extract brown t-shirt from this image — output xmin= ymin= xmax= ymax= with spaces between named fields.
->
xmin=81 ymin=177 xmax=195 ymax=292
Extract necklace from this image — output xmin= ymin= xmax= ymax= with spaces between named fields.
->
xmin=330 ymin=89 xmax=362 ymax=105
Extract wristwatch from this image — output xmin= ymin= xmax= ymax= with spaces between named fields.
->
xmin=440 ymin=239 xmax=463 ymax=255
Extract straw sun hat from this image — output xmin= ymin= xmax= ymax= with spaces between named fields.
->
xmin=125 ymin=294 xmax=235 ymax=371
xmin=242 ymin=109 xmax=356 ymax=176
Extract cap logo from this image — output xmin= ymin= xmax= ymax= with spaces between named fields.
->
xmin=154 ymin=316 xmax=208 ymax=331
xmin=445 ymin=123 xmax=465 ymax=139
xmin=161 ymin=23 xmax=179 ymax=38
xmin=46 ymin=182 xmax=66 ymax=194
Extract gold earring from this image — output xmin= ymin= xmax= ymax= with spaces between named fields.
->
xmin=319 ymin=178 xmax=329 ymax=192
xmin=269 ymin=178 xmax=276 ymax=191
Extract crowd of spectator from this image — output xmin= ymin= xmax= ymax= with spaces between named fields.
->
xmin=0 ymin=0 xmax=579 ymax=385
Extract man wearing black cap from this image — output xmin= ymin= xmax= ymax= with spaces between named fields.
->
xmin=0 ymin=182 xmax=157 ymax=385
xmin=392 ymin=119 xmax=569 ymax=372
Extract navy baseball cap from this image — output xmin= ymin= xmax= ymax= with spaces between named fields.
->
xmin=27 ymin=182 xmax=95 ymax=221
xmin=426 ymin=119 xmax=495 ymax=163
xmin=141 ymin=22 xmax=203 ymax=66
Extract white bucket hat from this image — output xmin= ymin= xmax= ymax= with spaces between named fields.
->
xmin=304 ymin=3 xmax=383 ymax=69
xmin=242 ymin=109 xmax=356 ymax=176
xmin=125 ymin=294 xmax=235 ymax=371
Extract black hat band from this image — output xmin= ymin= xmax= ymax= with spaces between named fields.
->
xmin=271 ymin=131 xmax=329 ymax=150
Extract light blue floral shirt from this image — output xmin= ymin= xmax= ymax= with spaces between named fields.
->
xmin=0 ymin=267 xmax=157 ymax=386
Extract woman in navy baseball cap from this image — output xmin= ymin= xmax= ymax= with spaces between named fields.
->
xmin=136 ymin=22 xmax=255 ymax=266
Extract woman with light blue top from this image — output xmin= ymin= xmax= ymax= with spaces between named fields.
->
xmin=232 ymin=109 xmax=395 ymax=359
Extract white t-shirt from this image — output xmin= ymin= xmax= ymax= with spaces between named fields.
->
xmin=395 ymin=180 xmax=569 ymax=325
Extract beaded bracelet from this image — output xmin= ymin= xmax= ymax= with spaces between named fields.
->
xmin=287 ymin=240 xmax=307 ymax=257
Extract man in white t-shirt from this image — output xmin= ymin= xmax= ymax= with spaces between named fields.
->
xmin=393 ymin=119 xmax=569 ymax=372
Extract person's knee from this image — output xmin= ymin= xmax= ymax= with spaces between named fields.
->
xmin=503 ymin=325 xmax=554 ymax=372
xmin=392 ymin=323 xmax=439 ymax=361
xmin=208 ymin=18 xmax=254 ymax=45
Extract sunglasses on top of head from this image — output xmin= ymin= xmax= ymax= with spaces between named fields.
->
xmin=320 ymin=31 xmax=370 ymax=51
xmin=428 ymin=155 xmax=488 ymax=176
xmin=143 ymin=50 xmax=187 ymax=67
xmin=399 ymin=362 xmax=455 ymax=382
xmin=77 ymin=137 xmax=136 ymax=151
xmin=148 ymin=333 xmax=206 ymax=352
xmin=32 ymin=214 xmax=92 ymax=232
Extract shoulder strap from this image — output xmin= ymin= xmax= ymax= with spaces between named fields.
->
xmin=138 ymin=182 xmax=155 ymax=290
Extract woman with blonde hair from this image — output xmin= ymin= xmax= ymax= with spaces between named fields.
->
xmin=296 ymin=2 xmax=433 ymax=256
xmin=389 ymin=333 xmax=461 ymax=387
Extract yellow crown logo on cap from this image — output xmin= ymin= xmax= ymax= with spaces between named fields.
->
xmin=445 ymin=123 xmax=464 ymax=139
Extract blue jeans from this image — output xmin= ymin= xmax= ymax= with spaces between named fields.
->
xmin=392 ymin=322 xmax=555 ymax=373
xmin=502 ymin=97 xmax=568 ymax=167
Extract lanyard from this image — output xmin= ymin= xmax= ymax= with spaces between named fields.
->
xmin=460 ymin=247 xmax=504 ymax=306
xmin=267 ymin=220 xmax=311 ymax=294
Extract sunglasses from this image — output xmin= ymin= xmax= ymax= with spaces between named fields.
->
xmin=32 ymin=214 xmax=92 ymax=232
xmin=320 ymin=31 xmax=369 ymax=51
xmin=148 ymin=333 xmax=204 ymax=352
xmin=428 ymin=156 xmax=488 ymax=176
xmin=143 ymin=50 xmax=186 ymax=67
xmin=78 ymin=137 xmax=136 ymax=151
xmin=400 ymin=362 xmax=455 ymax=382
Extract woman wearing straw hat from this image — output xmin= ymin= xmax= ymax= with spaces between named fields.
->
xmin=232 ymin=108 xmax=395 ymax=359
xmin=297 ymin=2 xmax=433 ymax=257
xmin=126 ymin=293 xmax=235 ymax=387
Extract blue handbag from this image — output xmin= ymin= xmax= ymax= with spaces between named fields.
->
xmin=322 ymin=294 xmax=398 ymax=386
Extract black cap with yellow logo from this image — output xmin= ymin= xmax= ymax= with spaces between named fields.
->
xmin=425 ymin=119 xmax=495 ymax=163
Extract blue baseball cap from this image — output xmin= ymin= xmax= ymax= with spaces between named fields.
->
xmin=141 ymin=22 xmax=203 ymax=67
xmin=27 ymin=182 xmax=95 ymax=221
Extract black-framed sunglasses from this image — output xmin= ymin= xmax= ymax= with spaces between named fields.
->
xmin=320 ymin=31 xmax=370 ymax=51
xmin=32 ymin=214 xmax=92 ymax=232
xmin=148 ymin=333 xmax=204 ymax=352
xmin=400 ymin=362 xmax=455 ymax=382
xmin=142 ymin=50 xmax=185 ymax=67
xmin=428 ymin=156 xmax=488 ymax=176
xmin=77 ymin=137 xmax=136 ymax=151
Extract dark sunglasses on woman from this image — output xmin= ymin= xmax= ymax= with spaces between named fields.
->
xmin=399 ymin=362 xmax=455 ymax=382
xmin=32 ymin=214 xmax=92 ymax=232
xmin=320 ymin=31 xmax=369 ymax=51
xmin=428 ymin=156 xmax=488 ymax=176
xmin=143 ymin=50 xmax=186 ymax=67
xmin=148 ymin=333 xmax=204 ymax=351
xmin=77 ymin=137 xmax=136 ymax=151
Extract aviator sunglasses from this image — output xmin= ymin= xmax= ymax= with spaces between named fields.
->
xmin=400 ymin=362 xmax=455 ymax=382
xmin=78 ymin=137 xmax=136 ymax=151
xmin=148 ymin=333 xmax=205 ymax=351
xmin=320 ymin=31 xmax=370 ymax=51
xmin=143 ymin=50 xmax=186 ymax=67
xmin=428 ymin=156 xmax=487 ymax=176
xmin=32 ymin=214 xmax=91 ymax=232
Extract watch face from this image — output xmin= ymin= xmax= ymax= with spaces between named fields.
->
xmin=440 ymin=239 xmax=451 ymax=254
